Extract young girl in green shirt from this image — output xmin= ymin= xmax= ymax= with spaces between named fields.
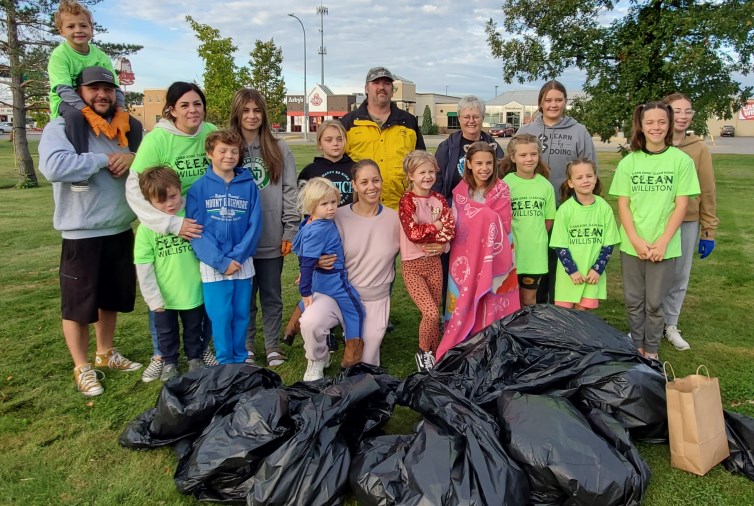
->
xmin=500 ymin=134 xmax=557 ymax=307
xmin=608 ymin=102 xmax=700 ymax=361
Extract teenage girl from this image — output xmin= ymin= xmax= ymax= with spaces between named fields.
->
xmin=436 ymin=141 xmax=519 ymax=360
xmin=229 ymin=88 xmax=298 ymax=367
xmin=660 ymin=92 xmax=718 ymax=351
xmin=398 ymin=150 xmax=455 ymax=371
xmin=284 ymin=120 xmax=354 ymax=345
xmin=501 ymin=133 xmax=557 ymax=307
xmin=549 ymin=159 xmax=620 ymax=310
xmin=293 ymin=178 xmax=365 ymax=378
xmin=608 ymin=102 xmax=700 ymax=361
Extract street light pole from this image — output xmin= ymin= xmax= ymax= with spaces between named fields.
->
xmin=317 ymin=4 xmax=328 ymax=85
xmin=495 ymin=85 xmax=499 ymax=97
xmin=288 ymin=13 xmax=308 ymax=141
xmin=445 ymin=85 xmax=449 ymax=96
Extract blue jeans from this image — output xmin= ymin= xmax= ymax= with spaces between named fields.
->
xmin=154 ymin=305 xmax=205 ymax=365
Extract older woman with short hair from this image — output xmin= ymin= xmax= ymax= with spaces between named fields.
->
xmin=433 ymin=95 xmax=504 ymax=203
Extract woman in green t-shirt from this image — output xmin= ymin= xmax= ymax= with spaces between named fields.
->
xmin=608 ymin=102 xmax=700 ymax=361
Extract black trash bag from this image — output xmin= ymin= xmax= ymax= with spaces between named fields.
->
xmin=433 ymin=305 xmax=653 ymax=406
xmin=723 ymin=410 xmax=754 ymax=480
xmin=349 ymin=374 xmax=529 ymax=506
xmin=174 ymin=388 xmax=298 ymax=502
xmin=497 ymin=392 xmax=650 ymax=506
xmin=246 ymin=371 xmax=399 ymax=506
xmin=119 ymin=364 xmax=282 ymax=449
xmin=562 ymin=361 xmax=668 ymax=443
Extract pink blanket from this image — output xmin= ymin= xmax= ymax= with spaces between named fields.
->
xmin=437 ymin=179 xmax=520 ymax=360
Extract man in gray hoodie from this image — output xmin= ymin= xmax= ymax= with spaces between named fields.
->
xmin=39 ymin=66 xmax=143 ymax=397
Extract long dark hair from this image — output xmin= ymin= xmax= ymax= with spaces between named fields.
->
xmin=629 ymin=101 xmax=674 ymax=151
xmin=162 ymin=82 xmax=206 ymax=120
xmin=229 ymin=88 xmax=284 ymax=184
xmin=463 ymin=141 xmax=498 ymax=194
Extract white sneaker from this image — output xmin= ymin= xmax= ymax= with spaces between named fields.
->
xmin=303 ymin=359 xmax=327 ymax=382
xmin=665 ymin=325 xmax=690 ymax=350
xmin=141 ymin=357 xmax=163 ymax=383
xmin=415 ymin=350 xmax=436 ymax=372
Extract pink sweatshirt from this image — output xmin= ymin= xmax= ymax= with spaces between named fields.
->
xmin=334 ymin=204 xmax=400 ymax=300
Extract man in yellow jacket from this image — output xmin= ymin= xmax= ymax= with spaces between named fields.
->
xmin=340 ymin=67 xmax=426 ymax=210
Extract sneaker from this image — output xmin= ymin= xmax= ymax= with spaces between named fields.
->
xmin=326 ymin=331 xmax=338 ymax=352
xmin=74 ymin=364 xmax=104 ymax=397
xmin=415 ymin=350 xmax=436 ymax=372
xmin=71 ymin=180 xmax=90 ymax=192
xmin=245 ymin=352 xmax=256 ymax=365
xmin=95 ymin=348 xmax=142 ymax=372
xmin=266 ymin=350 xmax=287 ymax=368
xmin=188 ymin=358 xmax=206 ymax=372
xmin=201 ymin=348 xmax=219 ymax=367
xmin=303 ymin=359 xmax=327 ymax=382
xmin=665 ymin=325 xmax=690 ymax=351
xmin=141 ymin=357 xmax=163 ymax=383
xmin=386 ymin=320 xmax=396 ymax=333
xmin=160 ymin=363 xmax=179 ymax=382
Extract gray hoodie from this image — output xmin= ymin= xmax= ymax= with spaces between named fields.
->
xmin=516 ymin=115 xmax=597 ymax=205
xmin=242 ymin=137 xmax=298 ymax=259
xmin=39 ymin=118 xmax=135 ymax=239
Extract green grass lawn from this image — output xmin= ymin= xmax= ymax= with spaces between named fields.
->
xmin=1 ymin=141 xmax=753 ymax=504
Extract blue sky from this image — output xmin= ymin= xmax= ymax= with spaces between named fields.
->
xmin=89 ymin=0 xmax=752 ymax=100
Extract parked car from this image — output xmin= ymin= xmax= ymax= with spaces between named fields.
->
xmin=0 ymin=122 xmax=13 ymax=134
xmin=489 ymin=123 xmax=516 ymax=138
xmin=720 ymin=125 xmax=735 ymax=137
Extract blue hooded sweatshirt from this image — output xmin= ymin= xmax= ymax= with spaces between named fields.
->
xmin=186 ymin=166 xmax=262 ymax=275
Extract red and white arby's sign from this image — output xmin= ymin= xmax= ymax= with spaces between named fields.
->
xmin=739 ymin=100 xmax=754 ymax=120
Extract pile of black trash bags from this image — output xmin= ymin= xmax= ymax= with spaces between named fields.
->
xmin=120 ymin=305 xmax=754 ymax=505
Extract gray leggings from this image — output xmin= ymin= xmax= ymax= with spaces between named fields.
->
xmin=621 ymin=253 xmax=676 ymax=354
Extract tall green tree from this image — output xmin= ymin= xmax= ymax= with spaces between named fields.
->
xmin=486 ymin=0 xmax=754 ymax=140
xmin=186 ymin=16 xmax=247 ymax=126
xmin=247 ymin=38 xmax=286 ymax=125
xmin=420 ymin=104 xmax=433 ymax=135
xmin=0 ymin=0 xmax=141 ymax=188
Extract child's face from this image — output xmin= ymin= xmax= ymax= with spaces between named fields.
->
xmin=468 ymin=151 xmax=495 ymax=189
xmin=319 ymin=126 xmax=344 ymax=161
xmin=313 ymin=191 xmax=338 ymax=220
xmin=241 ymin=100 xmax=263 ymax=134
xmin=567 ymin=163 xmax=597 ymax=198
xmin=669 ymin=98 xmax=693 ymax=135
xmin=512 ymin=142 xmax=539 ymax=178
xmin=408 ymin=161 xmax=436 ymax=194
xmin=541 ymin=89 xmax=566 ymax=123
xmin=59 ymin=13 xmax=92 ymax=53
xmin=641 ymin=108 xmax=669 ymax=148
xmin=150 ymin=186 xmax=182 ymax=216
xmin=208 ymin=142 xmax=240 ymax=173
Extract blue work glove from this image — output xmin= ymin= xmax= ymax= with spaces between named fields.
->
xmin=698 ymin=239 xmax=715 ymax=259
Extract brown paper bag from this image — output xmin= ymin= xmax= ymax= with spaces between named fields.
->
xmin=664 ymin=363 xmax=730 ymax=476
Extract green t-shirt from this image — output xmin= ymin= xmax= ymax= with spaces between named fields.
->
xmin=134 ymin=212 xmax=203 ymax=310
xmin=503 ymin=173 xmax=557 ymax=274
xmin=549 ymin=196 xmax=620 ymax=303
xmin=608 ymin=147 xmax=700 ymax=259
xmin=48 ymin=42 xmax=120 ymax=118
xmin=131 ymin=122 xmax=218 ymax=197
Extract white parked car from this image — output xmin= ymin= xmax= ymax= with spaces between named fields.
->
xmin=0 ymin=122 xmax=13 ymax=134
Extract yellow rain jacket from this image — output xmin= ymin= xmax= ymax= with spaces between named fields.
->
xmin=341 ymin=102 xmax=425 ymax=210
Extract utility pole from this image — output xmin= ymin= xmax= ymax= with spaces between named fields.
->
xmin=317 ymin=3 xmax=328 ymax=85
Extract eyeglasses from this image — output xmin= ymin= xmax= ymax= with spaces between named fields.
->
xmin=460 ymin=115 xmax=481 ymax=122
xmin=673 ymin=109 xmax=695 ymax=117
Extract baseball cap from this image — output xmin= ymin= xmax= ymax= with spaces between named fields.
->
xmin=76 ymin=66 xmax=116 ymax=87
xmin=365 ymin=67 xmax=395 ymax=83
